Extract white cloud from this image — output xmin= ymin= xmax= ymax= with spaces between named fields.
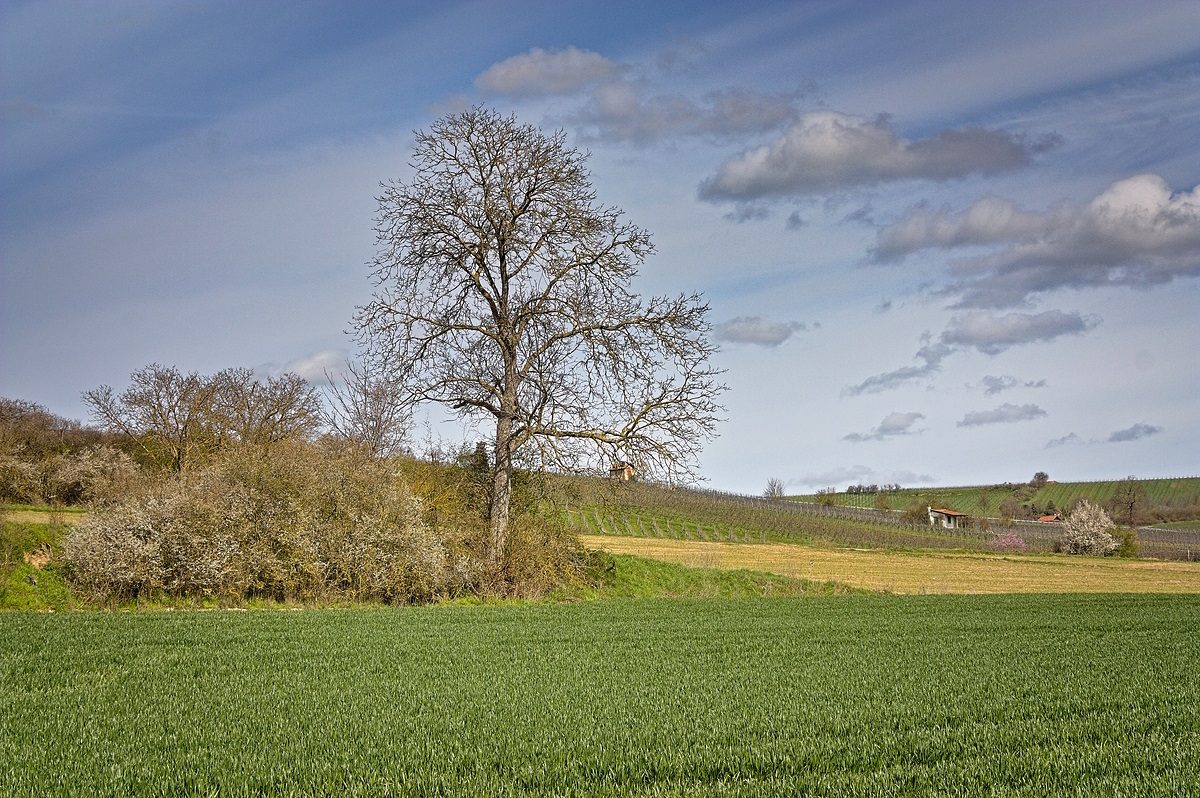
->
xmin=576 ymin=84 xmax=802 ymax=143
xmin=474 ymin=47 xmax=623 ymax=96
xmin=877 ymin=174 xmax=1200 ymax=307
xmin=941 ymin=310 xmax=1098 ymax=354
xmin=699 ymin=111 xmax=1057 ymax=200
xmin=266 ymin=349 xmax=349 ymax=385
xmin=958 ymin=402 xmax=1047 ymax=427
xmin=715 ymin=316 xmax=806 ymax=347
xmin=1109 ymin=423 xmax=1162 ymax=442
xmin=844 ymin=411 xmax=925 ymax=442
xmin=979 ymin=374 xmax=1047 ymax=395
xmin=1047 ymin=423 xmax=1163 ymax=447
xmin=845 ymin=309 xmax=1095 ymax=397
xmin=875 ymin=196 xmax=1070 ymax=261
xmin=791 ymin=464 xmax=934 ymax=491
xmin=842 ymin=342 xmax=951 ymax=396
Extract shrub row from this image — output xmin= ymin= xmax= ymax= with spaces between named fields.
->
xmin=65 ymin=442 xmax=465 ymax=604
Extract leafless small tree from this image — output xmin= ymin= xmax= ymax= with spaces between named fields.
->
xmin=83 ymin=364 xmax=217 ymax=472
xmin=764 ymin=478 xmax=786 ymax=499
xmin=1110 ymin=476 xmax=1147 ymax=527
xmin=355 ymin=107 xmax=725 ymax=568
xmin=323 ymin=357 xmax=412 ymax=458
xmin=209 ymin=368 xmax=322 ymax=447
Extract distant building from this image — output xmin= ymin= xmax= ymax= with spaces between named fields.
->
xmin=609 ymin=461 xmax=635 ymax=481
xmin=928 ymin=506 xmax=968 ymax=529
xmin=1037 ymin=514 xmax=1060 ymax=523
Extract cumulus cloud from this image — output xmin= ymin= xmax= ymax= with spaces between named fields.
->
xmin=957 ymin=403 xmax=1047 ymax=427
xmin=842 ymin=342 xmax=952 ymax=396
xmin=875 ymin=196 xmax=1070 ymax=261
xmin=715 ymin=316 xmax=807 ymax=347
xmin=877 ymin=174 xmax=1200 ymax=307
xmin=699 ymin=111 xmax=1058 ymax=201
xmin=576 ymin=84 xmax=802 ymax=143
xmin=474 ymin=47 xmax=623 ymax=96
xmin=1108 ymin=423 xmax=1163 ymax=442
xmin=941 ymin=310 xmax=1098 ymax=354
xmin=980 ymin=374 xmax=1047 ymax=395
xmin=844 ymin=411 xmax=925 ymax=442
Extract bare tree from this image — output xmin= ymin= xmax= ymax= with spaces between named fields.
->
xmin=1110 ymin=476 xmax=1147 ymax=527
xmin=84 ymin=364 xmax=321 ymax=471
xmin=764 ymin=478 xmax=786 ymax=499
xmin=209 ymin=368 xmax=322 ymax=447
xmin=323 ymin=358 xmax=412 ymax=458
xmin=84 ymin=364 xmax=217 ymax=472
xmin=355 ymin=107 xmax=724 ymax=567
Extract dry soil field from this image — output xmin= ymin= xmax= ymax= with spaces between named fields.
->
xmin=581 ymin=534 xmax=1200 ymax=593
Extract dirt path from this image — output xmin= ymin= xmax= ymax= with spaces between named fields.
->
xmin=582 ymin=535 xmax=1200 ymax=594
xmin=2 ymin=509 xmax=84 ymax=526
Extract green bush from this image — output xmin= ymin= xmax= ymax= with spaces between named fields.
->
xmin=1117 ymin=527 xmax=1140 ymax=558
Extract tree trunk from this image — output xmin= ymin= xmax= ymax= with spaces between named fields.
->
xmin=488 ymin=387 xmax=516 ymax=572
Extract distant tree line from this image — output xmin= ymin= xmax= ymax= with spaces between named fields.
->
xmin=846 ymin=484 xmax=901 ymax=495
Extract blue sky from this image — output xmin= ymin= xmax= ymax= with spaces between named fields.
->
xmin=3 ymin=0 xmax=1199 ymax=493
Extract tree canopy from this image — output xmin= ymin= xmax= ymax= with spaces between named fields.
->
xmin=355 ymin=107 xmax=724 ymax=566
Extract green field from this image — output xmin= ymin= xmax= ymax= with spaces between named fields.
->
xmin=2 ymin=595 xmax=1198 ymax=796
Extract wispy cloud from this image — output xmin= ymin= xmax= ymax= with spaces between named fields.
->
xmin=842 ymin=343 xmax=952 ymax=396
xmin=792 ymin=464 xmax=934 ymax=491
xmin=846 ymin=310 xmax=1093 ymax=396
xmin=474 ymin=47 xmax=623 ymax=96
xmin=979 ymin=374 xmax=1047 ymax=395
xmin=254 ymin=349 xmax=349 ymax=385
xmin=1109 ymin=423 xmax=1162 ymax=442
xmin=1048 ymin=423 xmax=1163 ymax=447
xmin=715 ymin=316 xmax=807 ymax=347
xmin=958 ymin=402 xmax=1047 ymax=427
xmin=699 ymin=111 xmax=1058 ymax=201
xmin=575 ymin=83 xmax=803 ymax=143
xmin=877 ymin=174 xmax=1200 ymax=308
xmin=844 ymin=411 xmax=925 ymax=442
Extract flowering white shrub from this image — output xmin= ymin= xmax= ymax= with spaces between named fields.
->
xmin=65 ymin=441 xmax=447 ymax=603
xmin=1059 ymin=500 xmax=1118 ymax=556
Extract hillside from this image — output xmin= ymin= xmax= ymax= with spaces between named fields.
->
xmin=791 ymin=477 xmax=1200 ymax=524
xmin=562 ymin=477 xmax=1200 ymax=561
